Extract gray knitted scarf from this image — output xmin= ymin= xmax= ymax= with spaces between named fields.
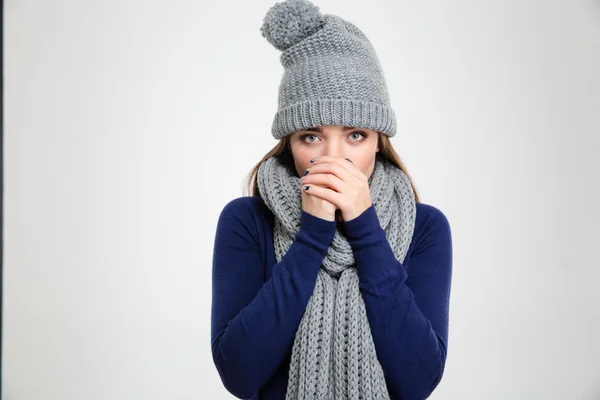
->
xmin=257 ymin=155 xmax=416 ymax=399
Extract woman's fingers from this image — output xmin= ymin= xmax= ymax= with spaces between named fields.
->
xmin=302 ymin=182 xmax=342 ymax=205
xmin=308 ymin=156 xmax=366 ymax=182
xmin=300 ymin=172 xmax=345 ymax=193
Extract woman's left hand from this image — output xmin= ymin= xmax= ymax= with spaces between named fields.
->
xmin=299 ymin=155 xmax=372 ymax=222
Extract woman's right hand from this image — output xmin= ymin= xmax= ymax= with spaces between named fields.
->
xmin=300 ymin=182 xmax=337 ymax=222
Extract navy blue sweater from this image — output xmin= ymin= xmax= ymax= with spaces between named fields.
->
xmin=211 ymin=195 xmax=453 ymax=399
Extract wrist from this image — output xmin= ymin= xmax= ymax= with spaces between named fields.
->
xmin=342 ymin=204 xmax=383 ymax=242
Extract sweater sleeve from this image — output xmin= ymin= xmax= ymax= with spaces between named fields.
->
xmin=342 ymin=204 xmax=453 ymax=400
xmin=210 ymin=198 xmax=337 ymax=399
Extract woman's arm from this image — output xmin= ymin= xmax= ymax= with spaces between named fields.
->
xmin=343 ymin=204 xmax=453 ymax=400
xmin=211 ymin=198 xmax=336 ymax=399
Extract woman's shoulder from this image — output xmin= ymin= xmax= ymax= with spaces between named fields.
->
xmin=412 ymin=201 xmax=452 ymax=252
xmin=220 ymin=195 xmax=267 ymax=214
xmin=218 ymin=195 xmax=272 ymax=227
xmin=415 ymin=202 xmax=450 ymax=228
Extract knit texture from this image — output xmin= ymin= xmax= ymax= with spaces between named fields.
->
xmin=260 ymin=0 xmax=397 ymax=139
xmin=257 ymin=155 xmax=416 ymax=399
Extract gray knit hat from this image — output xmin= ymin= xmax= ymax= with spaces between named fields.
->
xmin=260 ymin=0 xmax=397 ymax=140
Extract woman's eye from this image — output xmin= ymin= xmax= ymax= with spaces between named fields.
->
xmin=350 ymin=132 xmax=367 ymax=141
xmin=302 ymin=134 xmax=318 ymax=143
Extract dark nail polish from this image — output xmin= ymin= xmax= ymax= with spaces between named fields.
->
xmin=304 ymin=185 xmax=310 ymax=190
xmin=310 ymin=157 xmax=318 ymax=163
xmin=304 ymin=169 xmax=309 ymax=176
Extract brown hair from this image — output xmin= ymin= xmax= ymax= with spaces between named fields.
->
xmin=242 ymin=132 xmax=420 ymax=203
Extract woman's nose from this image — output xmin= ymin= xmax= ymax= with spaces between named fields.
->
xmin=324 ymin=144 xmax=343 ymax=158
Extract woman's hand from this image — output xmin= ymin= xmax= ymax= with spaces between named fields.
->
xmin=300 ymin=181 xmax=338 ymax=222
xmin=299 ymin=156 xmax=372 ymax=222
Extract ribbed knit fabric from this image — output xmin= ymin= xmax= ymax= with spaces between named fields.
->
xmin=256 ymin=156 xmax=416 ymax=399
xmin=260 ymin=0 xmax=397 ymax=139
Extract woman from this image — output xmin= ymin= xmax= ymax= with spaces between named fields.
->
xmin=210 ymin=1 xmax=453 ymax=399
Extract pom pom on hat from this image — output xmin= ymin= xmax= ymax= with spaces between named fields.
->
xmin=260 ymin=0 xmax=325 ymax=51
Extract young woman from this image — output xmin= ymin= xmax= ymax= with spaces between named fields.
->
xmin=210 ymin=1 xmax=453 ymax=399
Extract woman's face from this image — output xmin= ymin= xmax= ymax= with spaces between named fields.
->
xmin=288 ymin=125 xmax=380 ymax=179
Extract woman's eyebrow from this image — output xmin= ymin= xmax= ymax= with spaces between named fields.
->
xmin=304 ymin=126 xmax=356 ymax=133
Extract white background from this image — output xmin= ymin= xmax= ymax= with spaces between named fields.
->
xmin=4 ymin=0 xmax=600 ymax=399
